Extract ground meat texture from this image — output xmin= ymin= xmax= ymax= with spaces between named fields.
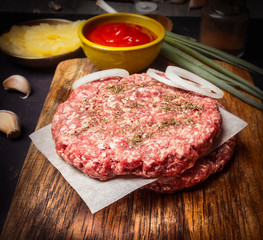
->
xmin=145 ymin=137 xmax=236 ymax=193
xmin=51 ymin=73 xmax=222 ymax=180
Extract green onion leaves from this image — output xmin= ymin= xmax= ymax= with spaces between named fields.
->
xmin=161 ymin=31 xmax=263 ymax=111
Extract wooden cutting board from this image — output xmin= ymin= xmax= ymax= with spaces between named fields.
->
xmin=1 ymin=58 xmax=263 ymax=239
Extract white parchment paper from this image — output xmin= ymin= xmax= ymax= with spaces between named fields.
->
xmin=29 ymin=107 xmax=247 ymax=213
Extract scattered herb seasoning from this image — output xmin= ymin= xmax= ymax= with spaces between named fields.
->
xmin=183 ymin=102 xmax=203 ymax=110
xmin=130 ymin=131 xmax=154 ymax=146
xmin=75 ymin=79 xmax=202 ymax=145
xmin=130 ymin=132 xmax=144 ymax=146
xmin=125 ymin=102 xmax=142 ymax=109
xmin=185 ymin=117 xmax=195 ymax=125
xmin=74 ymin=120 xmax=98 ymax=136
xmin=101 ymin=118 xmax=108 ymax=124
xmin=164 ymin=95 xmax=175 ymax=102
xmin=107 ymin=84 xmax=124 ymax=94
xmin=160 ymin=118 xmax=177 ymax=128
xmin=160 ymin=103 xmax=172 ymax=112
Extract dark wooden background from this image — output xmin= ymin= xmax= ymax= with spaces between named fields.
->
xmin=0 ymin=0 xmax=263 ymax=19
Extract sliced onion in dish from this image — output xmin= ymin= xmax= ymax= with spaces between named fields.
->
xmin=146 ymin=68 xmax=180 ymax=88
xmin=165 ymin=66 xmax=224 ymax=99
xmin=72 ymin=69 xmax=129 ymax=89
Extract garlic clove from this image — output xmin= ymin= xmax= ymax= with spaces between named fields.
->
xmin=0 ymin=110 xmax=21 ymax=139
xmin=3 ymin=74 xmax=31 ymax=99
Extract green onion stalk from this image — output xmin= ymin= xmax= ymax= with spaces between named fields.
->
xmin=164 ymin=35 xmax=263 ymax=101
xmin=160 ymin=42 xmax=263 ymax=112
xmin=165 ymin=31 xmax=263 ymax=77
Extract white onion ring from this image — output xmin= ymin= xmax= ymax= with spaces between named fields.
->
xmin=72 ymin=69 xmax=129 ymax=89
xmin=146 ymin=68 xmax=180 ymax=88
xmin=165 ymin=66 xmax=224 ymax=99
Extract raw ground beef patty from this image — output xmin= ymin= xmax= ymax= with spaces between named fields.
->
xmin=51 ymin=73 xmax=222 ymax=180
xmin=145 ymin=136 xmax=236 ymax=193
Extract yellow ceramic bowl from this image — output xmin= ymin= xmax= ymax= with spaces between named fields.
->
xmin=78 ymin=13 xmax=166 ymax=74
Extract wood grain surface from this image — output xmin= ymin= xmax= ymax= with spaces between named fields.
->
xmin=1 ymin=58 xmax=263 ymax=240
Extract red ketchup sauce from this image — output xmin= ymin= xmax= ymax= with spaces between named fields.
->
xmin=85 ymin=22 xmax=157 ymax=47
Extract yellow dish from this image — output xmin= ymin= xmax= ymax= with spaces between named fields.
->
xmin=78 ymin=13 xmax=166 ymax=74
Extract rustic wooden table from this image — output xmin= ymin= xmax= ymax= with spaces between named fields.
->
xmin=0 ymin=6 xmax=263 ymax=237
xmin=1 ymin=57 xmax=262 ymax=239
